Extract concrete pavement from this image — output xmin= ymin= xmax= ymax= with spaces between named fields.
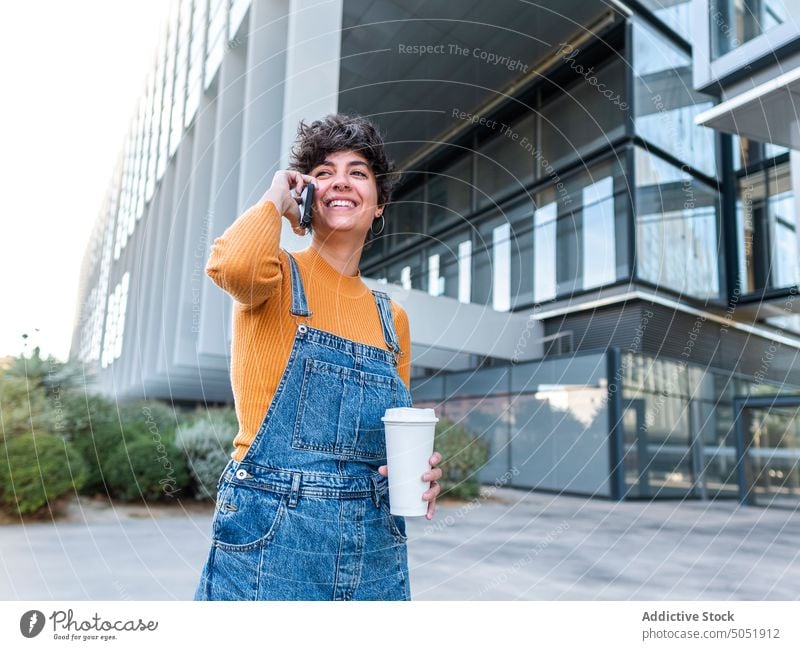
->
xmin=0 ymin=488 xmax=797 ymax=600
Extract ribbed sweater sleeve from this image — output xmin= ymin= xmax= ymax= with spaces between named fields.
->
xmin=205 ymin=200 xmax=283 ymax=308
xmin=393 ymin=302 xmax=411 ymax=389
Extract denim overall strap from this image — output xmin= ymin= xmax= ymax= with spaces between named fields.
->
xmin=371 ymin=289 xmax=402 ymax=358
xmin=285 ymin=250 xmax=311 ymax=317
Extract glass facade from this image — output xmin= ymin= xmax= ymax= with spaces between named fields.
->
xmin=101 ymin=272 xmax=130 ymax=368
xmin=740 ymin=404 xmax=800 ymax=507
xmin=536 ymin=157 xmax=629 ymax=300
xmin=361 ymin=22 xmax=638 ymax=304
xmin=621 ymin=353 xmax=741 ymax=499
xmin=632 ymin=18 xmax=717 ymax=179
xmin=229 ymin=0 xmax=251 ymax=41
xmin=637 ymin=0 xmax=693 ymax=41
xmin=368 ymin=15 xmax=730 ymax=312
xmin=634 ymin=147 xmax=723 ymax=300
xmin=83 ymin=0 xmax=255 ymax=369
xmin=206 ymin=0 xmax=227 ymax=89
xmin=620 ymin=353 xmax=800 ymax=500
xmin=736 ymin=159 xmax=798 ymax=294
xmin=710 ymin=0 xmax=798 ymax=57
xmin=157 ymin=3 xmax=178 ymax=179
xmin=539 ymin=56 xmax=627 ymax=171
xmin=733 ymin=135 xmax=790 ymax=172
xmin=414 ymin=353 xmax=611 ymax=496
xmin=428 ymin=155 xmax=473 ymax=230
xmin=475 ymin=113 xmax=535 ymax=210
xmin=414 ymin=347 xmax=800 ymax=503
xmin=185 ymin=0 xmax=206 ymax=127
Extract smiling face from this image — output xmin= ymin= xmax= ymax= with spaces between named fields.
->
xmin=308 ymin=149 xmax=381 ymax=244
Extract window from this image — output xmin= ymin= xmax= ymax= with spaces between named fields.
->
xmin=149 ymin=44 xmax=166 ymax=190
xmin=635 ymin=147 xmax=722 ymax=299
xmin=229 ymin=0 xmax=251 ymax=41
xmin=205 ymin=0 xmax=226 ymax=89
xmin=427 ymin=156 xmax=472 ymax=232
xmin=386 ymin=253 xmax=423 ymax=292
xmin=82 ymin=213 xmax=116 ymax=363
xmin=169 ymin=0 xmax=191 ymax=157
xmin=533 ymin=202 xmax=557 ymax=302
xmin=633 ymin=19 xmax=717 ymax=178
xmin=458 ymin=239 xmax=472 ymax=303
xmin=133 ymin=96 xmax=148 ymax=221
xmin=475 ymin=113 xmax=535 ymax=210
xmin=389 ymin=183 xmax=425 ymax=241
xmin=637 ymin=0 xmax=692 ymax=41
xmin=473 ymin=216 xmax=505 ymax=307
xmin=157 ymin=4 xmax=178 ymax=178
xmin=400 ymin=266 xmax=411 ymax=290
xmin=185 ymin=0 xmax=206 ymax=127
xmin=144 ymin=69 xmax=159 ymax=202
xmin=428 ymin=253 xmax=443 ymax=296
xmin=532 ymin=158 xmax=629 ymax=300
xmin=581 ymin=177 xmax=616 ymax=290
xmin=732 ymin=135 xmax=790 ymax=172
xmin=493 ymin=222 xmax=511 ymax=311
xmin=540 ymin=56 xmax=627 ymax=171
xmin=101 ymin=272 xmax=130 ymax=368
xmin=508 ymin=203 xmax=535 ymax=309
xmin=736 ymin=160 xmax=798 ymax=293
xmin=711 ymin=0 xmax=795 ymax=57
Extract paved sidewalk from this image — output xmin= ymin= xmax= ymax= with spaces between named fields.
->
xmin=0 ymin=488 xmax=797 ymax=600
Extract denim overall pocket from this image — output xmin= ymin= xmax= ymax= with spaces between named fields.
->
xmin=212 ymin=482 xmax=287 ymax=552
xmin=292 ymin=358 xmax=397 ymax=460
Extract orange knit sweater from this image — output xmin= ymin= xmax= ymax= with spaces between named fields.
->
xmin=205 ymin=199 xmax=411 ymax=462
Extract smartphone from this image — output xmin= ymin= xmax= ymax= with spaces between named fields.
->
xmin=299 ymin=183 xmax=315 ymax=229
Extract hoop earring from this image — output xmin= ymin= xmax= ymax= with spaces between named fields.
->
xmin=371 ymin=213 xmax=385 ymax=236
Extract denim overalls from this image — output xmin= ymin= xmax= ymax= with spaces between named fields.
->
xmin=193 ymin=251 xmax=414 ymax=600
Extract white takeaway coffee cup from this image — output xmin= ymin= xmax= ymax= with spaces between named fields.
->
xmin=382 ymin=407 xmax=439 ymax=516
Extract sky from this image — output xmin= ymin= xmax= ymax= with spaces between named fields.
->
xmin=0 ymin=1 xmax=169 ymax=362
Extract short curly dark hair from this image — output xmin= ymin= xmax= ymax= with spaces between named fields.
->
xmin=287 ymin=113 xmax=399 ymax=242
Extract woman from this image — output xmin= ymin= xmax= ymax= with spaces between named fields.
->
xmin=193 ymin=113 xmax=443 ymax=601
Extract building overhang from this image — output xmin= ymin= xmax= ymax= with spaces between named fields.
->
xmin=362 ymin=278 xmax=544 ymax=371
xmin=694 ymin=65 xmax=800 ymax=149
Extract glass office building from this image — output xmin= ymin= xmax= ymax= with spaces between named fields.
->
xmin=71 ymin=0 xmax=800 ymax=507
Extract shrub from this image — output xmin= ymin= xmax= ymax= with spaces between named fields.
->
xmin=66 ymin=399 xmax=140 ymax=496
xmin=0 ymin=432 xmax=87 ymax=516
xmin=433 ymin=418 xmax=490 ymax=500
xmin=56 ymin=392 xmax=119 ymax=444
xmin=0 ymin=375 xmax=54 ymax=441
xmin=66 ymin=398 xmax=184 ymax=498
xmin=104 ymin=432 xmax=190 ymax=501
xmin=118 ymin=400 xmax=180 ymax=436
xmin=175 ymin=407 xmax=238 ymax=499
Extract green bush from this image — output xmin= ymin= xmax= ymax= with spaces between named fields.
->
xmin=0 ymin=375 xmax=54 ymax=441
xmin=433 ymin=417 xmax=490 ymax=501
xmin=118 ymin=400 xmax=180 ymax=436
xmin=175 ymin=407 xmax=238 ymax=499
xmin=0 ymin=432 xmax=87 ymax=515
xmin=65 ymin=398 xmax=138 ymax=495
xmin=55 ymin=391 xmax=119 ymax=443
xmin=104 ymin=431 xmax=190 ymax=501
xmin=65 ymin=398 xmax=186 ymax=499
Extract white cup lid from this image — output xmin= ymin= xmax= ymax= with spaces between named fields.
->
xmin=382 ymin=407 xmax=438 ymax=423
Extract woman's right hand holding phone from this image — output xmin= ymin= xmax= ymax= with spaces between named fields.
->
xmin=260 ymin=170 xmax=317 ymax=236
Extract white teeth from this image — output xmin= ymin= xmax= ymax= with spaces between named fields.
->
xmin=327 ymin=199 xmax=356 ymax=208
